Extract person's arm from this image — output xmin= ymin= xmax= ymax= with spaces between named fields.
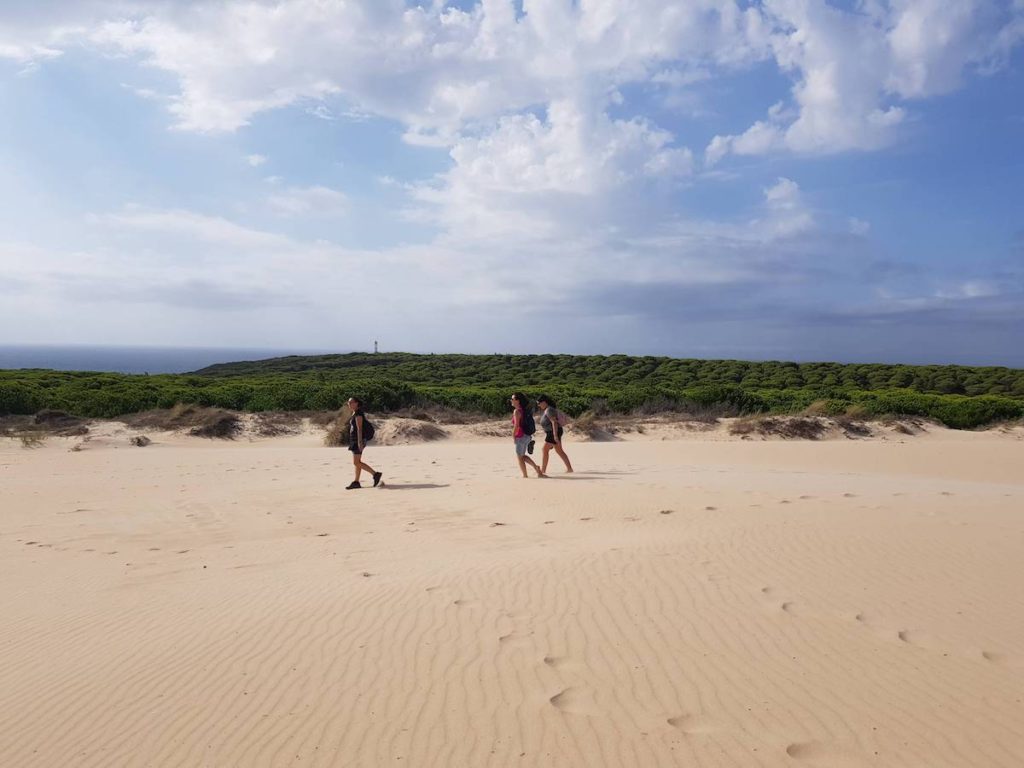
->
xmin=549 ymin=408 xmax=561 ymax=445
xmin=355 ymin=414 xmax=364 ymax=446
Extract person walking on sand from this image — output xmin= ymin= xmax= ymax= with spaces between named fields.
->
xmin=346 ymin=397 xmax=382 ymax=490
xmin=511 ymin=393 xmax=545 ymax=479
xmin=536 ymin=395 xmax=573 ymax=474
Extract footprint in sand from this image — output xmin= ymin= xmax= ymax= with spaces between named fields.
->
xmin=667 ymin=714 xmax=719 ymax=735
xmin=980 ymin=650 xmax=1019 ymax=666
xmin=549 ymin=687 xmax=596 ymax=716
xmin=659 ymin=509 xmax=674 ymax=515
xmin=786 ymin=741 xmax=871 ymax=766
xmin=498 ymin=631 xmax=532 ymax=649
xmin=896 ymin=629 xmax=942 ymax=652
xmin=842 ymin=493 xmax=857 ymax=498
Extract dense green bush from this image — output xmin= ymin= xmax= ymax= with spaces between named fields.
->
xmin=2 ymin=354 xmax=1022 ymax=428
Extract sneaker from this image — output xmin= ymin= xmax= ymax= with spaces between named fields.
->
xmin=372 ymin=471 xmax=383 ymax=487
xmin=527 ymin=439 xmax=535 ymax=455
xmin=345 ymin=481 xmax=362 ymax=490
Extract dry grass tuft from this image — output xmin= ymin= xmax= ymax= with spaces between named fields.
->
xmin=569 ymin=411 xmax=619 ymax=442
xmin=130 ymin=435 xmax=152 ymax=447
xmin=19 ymin=433 xmax=45 ymax=449
xmin=730 ymin=415 xmax=829 ymax=440
xmin=389 ymin=405 xmax=486 ymax=425
xmin=324 ymin=406 xmax=353 ymax=447
xmin=379 ymin=419 xmax=447 ymax=444
xmin=308 ymin=411 xmax=338 ymax=428
xmin=802 ymin=400 xmax=832 ymax=416
xmin=879 ymin=415 xmax=931 ymax=435
xmin=189 ymin=412 xmax=241 ymax=439
xmin=835 ymin=415 xmax=872 ymax=438
xmin=119 ymin=404 xmax=240 ymax=439
xmin=252 ymin=412 xmax=303 ymax=437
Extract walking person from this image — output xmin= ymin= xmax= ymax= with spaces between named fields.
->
xmin=346 ymin=396 xmax=382 ymax=489
xmin=536 ymin=395 xmax=573 ymax=474
xmin=511 ymin=392 xmax=545 ymax=479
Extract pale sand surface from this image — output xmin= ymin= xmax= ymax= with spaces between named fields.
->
xmin=2 ymin=426 xmax=1023 ymax=767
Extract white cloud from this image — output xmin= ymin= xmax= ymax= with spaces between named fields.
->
xmin=2 ymin=1 xmax=1022 ymax=355
xmin=706 ymin=0 xmax=1024 ymax=164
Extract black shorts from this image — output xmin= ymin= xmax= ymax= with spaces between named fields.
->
xmin=544 ymin=427 xmax=564 ymax=445
xmin=348 ymin=443 xmax=363 ymax=455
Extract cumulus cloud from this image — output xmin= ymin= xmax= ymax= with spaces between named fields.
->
xmin=706 ymin=0 xmax=1024 ymax=164
xmin=3 ymin=1 xmax=1022 ymax=359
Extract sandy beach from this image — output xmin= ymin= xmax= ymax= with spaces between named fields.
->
xmin=2 ymin=423 xmax=1023 ymax=767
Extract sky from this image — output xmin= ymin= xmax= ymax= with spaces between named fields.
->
xmin=1 ymin=0 xmax=1022 ymax=366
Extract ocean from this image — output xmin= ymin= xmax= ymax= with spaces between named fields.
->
xmin=0 ymin=345 xmax=338 ymax=375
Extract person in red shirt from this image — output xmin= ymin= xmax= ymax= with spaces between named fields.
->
xmin=510 ymin=392 xmax=545 ymax=479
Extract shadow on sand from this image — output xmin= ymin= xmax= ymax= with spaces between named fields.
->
xmin=382 ymin=483 xmax=450 ymax=490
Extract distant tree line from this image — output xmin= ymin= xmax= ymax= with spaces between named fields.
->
xmin=2 ymin=353 xmax=1023 ymax=429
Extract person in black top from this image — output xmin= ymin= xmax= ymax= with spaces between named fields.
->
xmin=536 ymin=394 xmax=573 ymax=474
xmin=346 ymin=397 xmax=382 ymax=489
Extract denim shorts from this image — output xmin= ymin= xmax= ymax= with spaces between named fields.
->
xmin=514 ymin=435 xmax=531 ymax=456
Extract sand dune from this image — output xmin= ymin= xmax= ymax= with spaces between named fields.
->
xmin=2 ymin=426 xmax=1023 ymax=766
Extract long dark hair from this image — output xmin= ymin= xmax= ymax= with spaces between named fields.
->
xmin=511 ymin=392 xmax=530 ymax=411
xmin=536 ymin=394 xmax=556 ymax=408
xmin=348 ymin=396 xmax=363 ymax=410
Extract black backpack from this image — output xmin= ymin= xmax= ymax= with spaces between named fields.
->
xmin=352 ymin=411 xmax=375 ymax=441
xmin=521 ymin=408 xmax=536 ymax=435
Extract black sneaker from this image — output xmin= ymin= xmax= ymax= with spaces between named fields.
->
xmin=372 ymin=471 xmax=383 ymax=487
xmin=345 ymin=481 xmax=361 ymax=490
xmin=527 ymin=440 xmax=535 ymax=455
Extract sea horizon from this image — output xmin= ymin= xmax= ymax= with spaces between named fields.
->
xmin=0 ymin=344 xmax=341 ymax=375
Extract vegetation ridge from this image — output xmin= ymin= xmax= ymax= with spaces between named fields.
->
xmin=2 ymin=352 xmax=1023 ymax=429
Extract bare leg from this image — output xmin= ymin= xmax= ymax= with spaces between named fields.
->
xmin=554 ymin=444 xmax=573 ymax=473
xmin=352 ymin=453 xmax=375 ymax=481
xmin=541 ymin=442 xmax=553 ymax=474
xmin=517 ymin=455 xmax=545 ymax=478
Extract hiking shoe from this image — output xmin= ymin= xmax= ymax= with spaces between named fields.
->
xmin=372 ymin=471 xmax=383 ymax=487
xmin=527 ymin=440 xmax=535 ymax=455
xmin=345 ymin=481 xmax=362 ymax=490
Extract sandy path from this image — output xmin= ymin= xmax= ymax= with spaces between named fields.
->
xmin=1 ymin=432 xmax=1023 ymax=767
